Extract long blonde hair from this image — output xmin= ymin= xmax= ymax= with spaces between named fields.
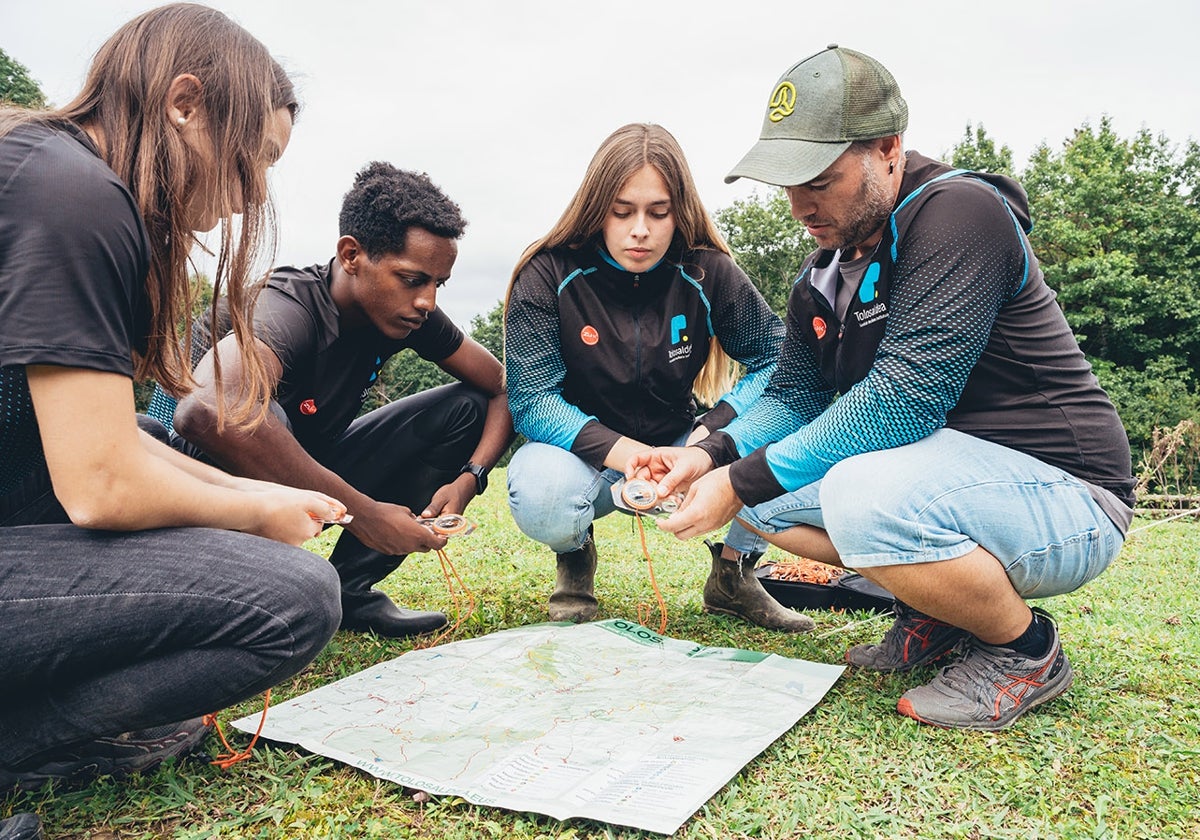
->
xmin=505 ymin=123 xmax=736 ymax=404
xmin=0 ymin=3 xmax=296 ymax=426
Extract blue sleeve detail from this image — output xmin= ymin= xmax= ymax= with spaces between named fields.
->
xmin=722 ymin=366 xmax=772 ymax=415
xmin=889 ymin=169 xmax=968 ymax=262
xmin=724 ymin=320 xmax=834 ymax=455
xmin=976 ymin=182 xmax=1032 ymax=296
xmin=508 ymin=261 xmax=598 ymax=449
xmin=145 ymin=385 xmax=179 ymax=434
xmin=891 ymin=170 xmax=1031 ymax=296
xmin=748 ymin=177 xmax=1021 ymax=493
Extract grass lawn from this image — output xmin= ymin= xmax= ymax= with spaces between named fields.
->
xmin=4 ymin=470 xmax=1198 ymax=839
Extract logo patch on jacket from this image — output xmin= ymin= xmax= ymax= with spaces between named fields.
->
xmin=670 ymin=314 xmax=688 ymax=344
xmin=812 ymin=316 xmax=827 ymax=340
xmin=580 ymin=325 xmax=599 ymax=346
xmin=667 ymin=313 xmax=693 ymax=363
xmin=299 ymin=398 xmax=317 ymax=415
xmin=853 ymin=262 xmax=888 ymax=327
xmin=859 ymin=263 xmax=881 ymax=303
xmin=853 ymin=301 xmax=889 ymax=327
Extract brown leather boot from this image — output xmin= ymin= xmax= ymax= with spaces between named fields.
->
xmin=549 ymin=535 xmax=598 ymax=623
xmin=702 ymin=540 xmax=815 ymax=632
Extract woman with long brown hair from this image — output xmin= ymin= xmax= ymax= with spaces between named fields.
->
xmin=504 ymin=123 xmax=803 ymax=629
xmin=0 ymin=4 xmax=342 ymax=820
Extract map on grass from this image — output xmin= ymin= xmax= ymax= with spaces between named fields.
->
xmin=233 ymin=619 xmax=843 ymax=835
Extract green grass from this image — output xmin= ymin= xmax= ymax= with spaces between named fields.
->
xmin=5 ymin=471 xmax=1199 ymax=839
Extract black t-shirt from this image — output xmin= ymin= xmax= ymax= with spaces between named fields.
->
xmin=0 ymin=121 xmax=150 ymax=497
xmin=247 ymin=261 xmax=465 ymax=455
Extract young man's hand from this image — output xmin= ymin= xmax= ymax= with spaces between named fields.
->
xmin=419 ymin=473 xmax=477 ymax=519
xmin=346 ymin=500 xmax=449 ymax=554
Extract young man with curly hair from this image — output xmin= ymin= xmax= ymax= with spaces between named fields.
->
xmin=153 ymin=163 xmax=513 ymax=638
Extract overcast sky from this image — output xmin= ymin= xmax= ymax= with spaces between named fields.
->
xmin=6 ymin=0 xmax=1199 ymax=325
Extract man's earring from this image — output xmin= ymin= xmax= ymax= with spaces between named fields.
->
xmin=888 ymin=161 xmax=895 ymax=175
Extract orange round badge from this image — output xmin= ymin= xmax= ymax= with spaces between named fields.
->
xmin=580 ymin=325 xmax=599 ymax=346
xmin=299 ymin=398 xmax=318 ymax=415
xmin=812 ymin=317 xmax=827 ymax=340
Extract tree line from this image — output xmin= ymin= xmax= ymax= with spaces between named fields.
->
xmin=8 ymin=47 xmax=1195 ymax=492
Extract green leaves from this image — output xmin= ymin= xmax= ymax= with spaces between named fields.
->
xmin=714 ymin=190 xmax=811 ymax=314
xmin=0 ymin=48 xmax=47 ymax=109
xmin=947 ymin=123 xmax=1015 ymax=176
xmin=1024 ymin=119 xmax=1200 ymax=371
xmin=1021 ymin=120 xmax=1200 ymax=474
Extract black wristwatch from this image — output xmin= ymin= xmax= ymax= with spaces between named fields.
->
xmin=459 ymin=462 xmax=489 ymax=495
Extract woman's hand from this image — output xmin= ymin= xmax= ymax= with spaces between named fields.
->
xmin=243 ymin=485 xmax=348 ymax=545
xmin=625 ymin=445 xmax=715 ymax=498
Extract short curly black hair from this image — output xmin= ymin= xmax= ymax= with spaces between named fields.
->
xmin=338 ymin=162 xmax=467 ymax=258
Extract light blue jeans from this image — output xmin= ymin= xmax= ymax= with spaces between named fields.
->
xmin=508 ymin=434 xmax=693 ymax=554
xmin=727 ymin=429 xmax=1125 ymax=599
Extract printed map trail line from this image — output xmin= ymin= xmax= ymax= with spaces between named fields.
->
xmin=233 ymin=619 xmax=844 ymax=835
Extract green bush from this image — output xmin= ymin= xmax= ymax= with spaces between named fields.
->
xmin=1092 ymin=356 xmax=1200 ymax=458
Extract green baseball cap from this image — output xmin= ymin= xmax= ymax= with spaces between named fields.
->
xmin=725 ymin=44 xmax=908 ymax=186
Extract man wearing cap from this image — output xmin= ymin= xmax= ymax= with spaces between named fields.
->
xmin=629 ymin=45 xmax=1134 ymax=730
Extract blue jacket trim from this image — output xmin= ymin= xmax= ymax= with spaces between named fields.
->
xmin=889 ymin=169 xmax=1030 ymax=297
xmin=556 ymin=266 xmax=596 ymax=296
xmin=677 ymin=264 xmax=716 ymax=336
xmin=596 ymin=245 xmax=667 ymax=275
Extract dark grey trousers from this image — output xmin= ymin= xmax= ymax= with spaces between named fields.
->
xmin=0 ymin=422 xmax=341 ymax=768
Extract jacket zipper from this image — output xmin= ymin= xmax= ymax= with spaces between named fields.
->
xmin=633 ymin=274 xmax=642 ymax=438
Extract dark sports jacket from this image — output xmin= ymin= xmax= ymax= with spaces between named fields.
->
xmin=698 ymin=152 xmax=1135 ymax=522
xmin=505 ymin=243 xmax=784 ymax=468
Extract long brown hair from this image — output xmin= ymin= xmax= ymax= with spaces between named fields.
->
xmin=0 ymin=3 xmax=297 ymax=425
xmin=505 ymin=123 xmax=737 ymax=404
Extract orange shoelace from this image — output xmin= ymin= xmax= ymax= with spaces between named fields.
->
xmin=633 ymin=515 xmax=668 ymax=634
xmin=202 ymin=687 xmax=271 ymax=769
xmin=414 ymin=547 xmax=476 ymax=649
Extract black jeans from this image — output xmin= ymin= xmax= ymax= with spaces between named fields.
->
xmin=0 ymin=423 xmax=341 ymax=768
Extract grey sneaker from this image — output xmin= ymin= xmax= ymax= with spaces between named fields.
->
xmin=845 ymin=602 xmax=969 ymax=672
xmin=0 ymin=717 xmax=211 ymax=793
xmin=897 ymin=608 xmax=1074 ymax=731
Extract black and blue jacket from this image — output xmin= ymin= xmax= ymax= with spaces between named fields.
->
xmin=505 ymin=243 xmax=784 ymax=468
xmin=699 ymin=152 xmax=1135 ymax=518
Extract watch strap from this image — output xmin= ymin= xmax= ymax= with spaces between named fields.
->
xmin=459 ymin=462 xmax=489 ymax=495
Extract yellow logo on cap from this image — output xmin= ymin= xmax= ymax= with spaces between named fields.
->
xmin=768 ymin=81 xmax=796 ymax=122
